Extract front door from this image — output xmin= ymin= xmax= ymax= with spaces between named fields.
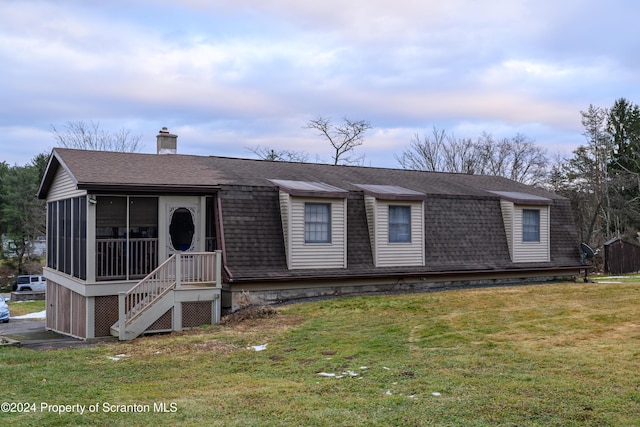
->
xmin=167 ymin=204 xmax=199 ymax=254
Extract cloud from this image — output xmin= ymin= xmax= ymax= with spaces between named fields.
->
xmin=1 ymin=126 xmax=53 ymax=165
xmin=177 ymin=0 xmax=533 ymax=42
xmin=0 ymin=0 xmax=638 ymax=167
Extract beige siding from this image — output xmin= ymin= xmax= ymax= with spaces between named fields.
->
xmin=48 ymin=167 xmax=86 ymax=201
xmin=500 ymin=200 xmax=514 ymax=260
xmin=287 ymin=197 xmax=347 ymax=269
xmin=374 ymin=200 xmax=425 ymax=267
xmin=278 ymin=191 xmax=291 ymax=267
xmin=512 ymin=205 xmax=550 ymax=262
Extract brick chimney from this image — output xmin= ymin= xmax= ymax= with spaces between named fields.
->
xmin=156 ymin=127 xmax=177 ymax=154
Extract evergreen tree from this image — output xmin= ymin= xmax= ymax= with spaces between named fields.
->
xmin=608 ymin=97 xmax=640 ymax=174
xmin=0 ymin=154 xmax=48 ymax=273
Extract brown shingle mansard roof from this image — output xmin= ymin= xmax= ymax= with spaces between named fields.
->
xmin=38 ymin=148 xmax=566 ymax=200
xmin=38 ymin=148 xmax=582 ymax=282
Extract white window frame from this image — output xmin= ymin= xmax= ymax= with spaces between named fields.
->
xmin=304 ymin=202 xmax=332 ymax=244
xmin=522 ymin=209 xmax=540 ymax=242
xmin=388 ymin=205 xmax=411 ymax=243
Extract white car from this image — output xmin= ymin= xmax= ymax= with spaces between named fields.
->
xmin=0 ymin=298 xmax=9 ymax=323
xmin=13 ymin=275 xmax=47 ymax=292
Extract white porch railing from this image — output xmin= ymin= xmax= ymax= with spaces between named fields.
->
xmin=96 ymin=238 xmax=158 ymax=280
xmin=117 ymin=251 xmax=222 ymax=340
xmin=177 ymin=251 xmax=221 ymax=286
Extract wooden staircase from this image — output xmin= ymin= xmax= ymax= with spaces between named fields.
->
xmin=111 ymin=251 xmax=221 ymax=340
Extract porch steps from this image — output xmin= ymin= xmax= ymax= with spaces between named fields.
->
xmin=110 ymin=289 xmax=175 ymax=340
xmin=111 ymin=251 xmax=222 ymax=340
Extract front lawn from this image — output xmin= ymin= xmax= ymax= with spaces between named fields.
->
xmin=2 ymin=282 xmax=639 ymax=426
xmin=7 ymin=300 xmax=46 ymax=317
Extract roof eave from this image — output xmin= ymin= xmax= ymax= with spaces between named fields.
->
xmin=77 ymin=183 xmax=221 ymax=194
xmin=506 ymin=198 xmax=553 ymax=206
xmin=37 ymin=149 xmax=79 ymax=199
xmin=227 ymin=265 xmax=586 ymax=284
xmin=360 ymin=190 xmax=428 ymax=201
xmin=486 ymin=190 xmax=553 ymax=206
xmin=280 ymin=189 xmax=349 ymax=199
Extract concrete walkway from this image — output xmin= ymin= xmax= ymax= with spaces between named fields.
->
xmin=0 ymin=319 xmax=97 ymax=350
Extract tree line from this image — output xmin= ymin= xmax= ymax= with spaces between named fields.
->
xmin=395 ymin=128 xmax=548 ymax=186
xmin=550 ymin=98 xmax=640 ymax=247
xmin=0 ymin=154 xmax=48 ymax=275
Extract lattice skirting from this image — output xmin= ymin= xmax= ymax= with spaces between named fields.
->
xmin=182 ymin=301 xmax=212 ymax=328
xmin=93 ymin=297 xmax=214 ymax=337
xmin=147 ymin=309 xmax=173 ymax=331
xmin=94 ymin=295 xmax=118 ymax=337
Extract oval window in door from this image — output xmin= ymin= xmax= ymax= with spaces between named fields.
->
xmin=169 ymin=208 xmax=195 ymax=251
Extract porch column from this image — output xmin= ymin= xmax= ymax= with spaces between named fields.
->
xmin=215 ymin=250 xmax=222 ymax=287
xmin=172 ymin=303 xmax=182 ymax=332
xmin=175 ymin=252 xmax=182 ymax=289
xmin=118 ymin=292 xmax=126 ymax=341
xmin=86 ymin=196 xmax=96 ymax=282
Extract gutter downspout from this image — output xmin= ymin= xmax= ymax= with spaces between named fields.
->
xmin=215 ymin=194 xmax=233 ymax=282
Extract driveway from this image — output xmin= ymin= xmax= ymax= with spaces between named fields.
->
xmin=1 ymin=293 xmax=97 ymax=350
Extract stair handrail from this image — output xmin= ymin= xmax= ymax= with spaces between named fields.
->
xmin=117 ymin=250 xmax=222 ymax=339
xmin=121 ymin=251 xmax=221 ymax=324
xmin=122 ymin=254 xmax=177 ymax=325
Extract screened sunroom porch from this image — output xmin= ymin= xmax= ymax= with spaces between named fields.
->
xmin=46 ymin=194 xmax=218 ymax=283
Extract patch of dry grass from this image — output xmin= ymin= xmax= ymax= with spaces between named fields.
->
xmin=107 ymin=305 xmax=302 ymax=361
xmin=220 ymin=304 xmax=278 ymax=325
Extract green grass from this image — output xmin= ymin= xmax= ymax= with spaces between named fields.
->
xmin=7 ymin=300 xmax=46 ymax=317
xmin=3 ymin=282 xmax=640 ymax=426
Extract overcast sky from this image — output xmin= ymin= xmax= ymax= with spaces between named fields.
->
xmin=1 ymin=0 xmax=638 ymax=168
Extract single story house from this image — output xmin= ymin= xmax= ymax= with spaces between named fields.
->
xmin=37 ymin=129 xmax=583 ymax=340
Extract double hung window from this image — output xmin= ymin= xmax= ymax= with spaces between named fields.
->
xmin=389 ymin=205 xmax=411 ymax=243
xmin=304 ymin=203 xmax=331 ymax=243
xmin=522 ymin=209 xmax=540 ymax=242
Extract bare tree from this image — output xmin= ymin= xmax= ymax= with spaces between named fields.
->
xmin=51 ymin=120 xmax=143 ymax=152
xmin=246 ymin=146 xmax=309 ymax=162
xmin=305 ymin=116 xmax=372 ymax=165
xmin=548 ymin=105 xmax=615 ymax=245
xmin=395 ymin=127 xmax=447 ymax=171
xmin=507 ymin=134 xmax=548 ymax=185
xmin=475 ymin=133 xmax=548 ymax=185
xmin=475 ymin=133 xmax=512 ymax=176
xmin=568 ymin=105 xmax=614 ymax=244
xmin=396 ymin=127 xmax=548 ymax=185
xmin=442 ymin=137 xmax=478 ymax=174
xmin=397 ymin=128 xmax=482 ymax=175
